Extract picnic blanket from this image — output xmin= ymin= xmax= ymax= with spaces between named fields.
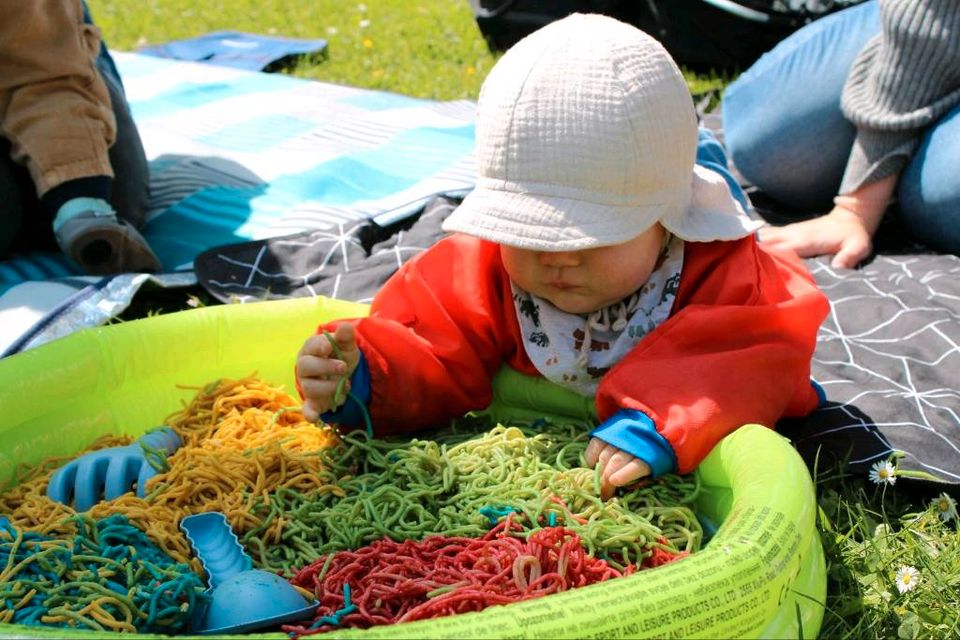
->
xmin=138 ymin=31 xmax=328 ymax=72
xmin=779 ymin=253 xmax=960 ymax=488
xmin=0 ymin=52 xmax=476 ymax=356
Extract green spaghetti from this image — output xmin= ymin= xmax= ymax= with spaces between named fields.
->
xmin=242 ymin=417 xmax=702 ymax=574
xmin=1 ymin=377 xmax=704 ymax=635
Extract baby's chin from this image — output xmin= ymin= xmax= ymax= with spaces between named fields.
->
xmin=542 ymin=291 xmax=622 ymax=316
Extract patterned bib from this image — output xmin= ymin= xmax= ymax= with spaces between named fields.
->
xmin=511 ymin=234 xmax=684 ymax=396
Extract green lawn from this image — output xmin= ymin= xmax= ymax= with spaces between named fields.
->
xmin=91 ymin=0 xmax=493 ymax=100
xmin=90 ymin=0 xmax=724 ymax=100
xmin=88 ymin=1 xmax=960 ymax=638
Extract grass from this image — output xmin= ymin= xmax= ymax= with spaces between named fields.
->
xmin=91 ymin=0 xmax=493 ymax=100
xmin=90 ymin=0 xmax=724 ymax=100
xmin=89 ymin=1 xmax=959 ymax=638
xmin=814 ymin=460 xmax=960 ymax=638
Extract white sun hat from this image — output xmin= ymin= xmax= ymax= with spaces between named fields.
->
xmin=442 ymin=13 xmax=762 ymax=250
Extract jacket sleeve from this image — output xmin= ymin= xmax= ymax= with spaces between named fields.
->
xmin=0 ymin=0 xmax=116 ymax=195
xmin=595 ymin=238 xmax=829 ymax=473
xmin=839 ymin=0 xmax=960 ymax=193
xmin=320 ymin=235 xmax=531 ymax=436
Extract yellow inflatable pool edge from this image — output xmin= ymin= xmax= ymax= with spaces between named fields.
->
xmin=0 ymin=297 xmax=825 ymax=639
xmin=0 ymin=297 xmax=368 ymax=489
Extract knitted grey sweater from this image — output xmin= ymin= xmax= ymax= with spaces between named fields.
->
xmin=839 ymin=0 xmax=960 ymax=194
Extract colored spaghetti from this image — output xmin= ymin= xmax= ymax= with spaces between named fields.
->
xmin=0 ymin=376 xmax=703 ymax=635
xmin=284 ymin=515 xmax=634 ymax=634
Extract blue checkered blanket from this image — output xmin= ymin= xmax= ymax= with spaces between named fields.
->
xmin=0 ymin=52 xmax=476 ymax=356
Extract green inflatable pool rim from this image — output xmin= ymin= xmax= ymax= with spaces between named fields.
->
xmin=0 ymin=297 xmax=825 ymax=639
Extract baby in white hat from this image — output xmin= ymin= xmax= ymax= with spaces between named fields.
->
xmin=297 ymin=14 xmax=828 ymax=497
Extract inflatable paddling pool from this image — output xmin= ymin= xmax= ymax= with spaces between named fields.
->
xmin=0 ymin=296 xmax=825 ymax=639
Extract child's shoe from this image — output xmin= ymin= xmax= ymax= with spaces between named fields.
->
xmin=53 ymin=198 xmax=161 ymax=275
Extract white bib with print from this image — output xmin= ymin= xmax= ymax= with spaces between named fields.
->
xmin=512 ymin=235 xmax=684 ymax=396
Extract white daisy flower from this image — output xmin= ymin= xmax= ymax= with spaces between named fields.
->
xmin=868 ymin=460 xmax=897 ymax=485
xmin=932 ymin=492 xmax=958 ymax=523
xmin=895 ymin=565 xmax=919 ymax=594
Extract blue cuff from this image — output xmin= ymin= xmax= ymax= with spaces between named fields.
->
xmin=589 ymin=409 xmax=677 ymax=477
xmin=696 ymin=127 xmax=751 ymax=213
xmin=320 ymin=353 xmax=370 ymax=428
xmin=811 ymin=378 xmax=827 ymax=407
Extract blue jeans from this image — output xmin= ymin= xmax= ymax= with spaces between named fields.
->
xmin=722 ymin=0 xmax=960 ymax=254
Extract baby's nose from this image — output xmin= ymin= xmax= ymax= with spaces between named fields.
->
xmin=539 ymin=250 xmax=581 ymax=267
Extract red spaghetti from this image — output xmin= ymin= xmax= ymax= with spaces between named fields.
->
xmin=284 ymin=516 xmax=683 ymax=635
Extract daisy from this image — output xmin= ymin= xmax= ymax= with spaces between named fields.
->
xmin=868 ymin=460 xmax=897 ymax=485
xmin=932 ymin=492 xmax=958 ymax=523
xmin=895 ymin=565 xmax=920 ymax=594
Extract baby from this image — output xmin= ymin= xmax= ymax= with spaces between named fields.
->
xmin=296 ymin=13 xmax=829 ymax=498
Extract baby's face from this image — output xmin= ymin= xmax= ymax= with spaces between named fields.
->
xmin=500 ymin=224 xmax=667 ymax=314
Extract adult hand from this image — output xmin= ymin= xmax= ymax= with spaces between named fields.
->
xmin=758 ymin=206 xmax=875 ymax=269
xmin=584 ymin=437 xmax=652 ymax=500
xmin=759 ymin=173 xmax=898 ymax=269
xmin=296 ymin=323 xmax=360 ymax=422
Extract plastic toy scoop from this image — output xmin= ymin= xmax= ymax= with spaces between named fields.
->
xmin=47 ymin=427 xmax=182 ymax=512
xmin=180 ymin=511 xmax=318 ymax=634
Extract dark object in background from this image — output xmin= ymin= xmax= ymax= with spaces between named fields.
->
xmin=468 ymin=0 xmax=868 ymax=71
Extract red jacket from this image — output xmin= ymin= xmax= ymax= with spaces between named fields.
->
xmin=320 ymin=233 xmax=828 ymax=473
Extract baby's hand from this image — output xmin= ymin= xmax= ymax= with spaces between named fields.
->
xmin=584 ymin=437 xmax=652 ymax=500
xmin=296 ymin=323 xmax=360 ymax=422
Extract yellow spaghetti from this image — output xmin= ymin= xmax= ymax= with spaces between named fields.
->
xmin=0 ymin=376 xmax=341 ymax=566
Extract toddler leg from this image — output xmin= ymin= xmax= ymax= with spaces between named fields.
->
xmin=82 ymin=1 xmax=150 ymax=230
xmin=0 ymin=138 xmax=57 ymax=257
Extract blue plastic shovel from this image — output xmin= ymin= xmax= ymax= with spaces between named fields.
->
xmin=47 ymin=427 xmax=182 ymax=512
xmin=180 ymin=511 xmax=318 ymax=634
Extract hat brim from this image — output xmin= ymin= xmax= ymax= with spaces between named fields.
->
xmin=661 ymin=164 xmax=765 ymax=242
xmin=443 ymin=165 xmax=763 ymax=249
xmin=442 ymin=187 xmax=673 ymax=251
